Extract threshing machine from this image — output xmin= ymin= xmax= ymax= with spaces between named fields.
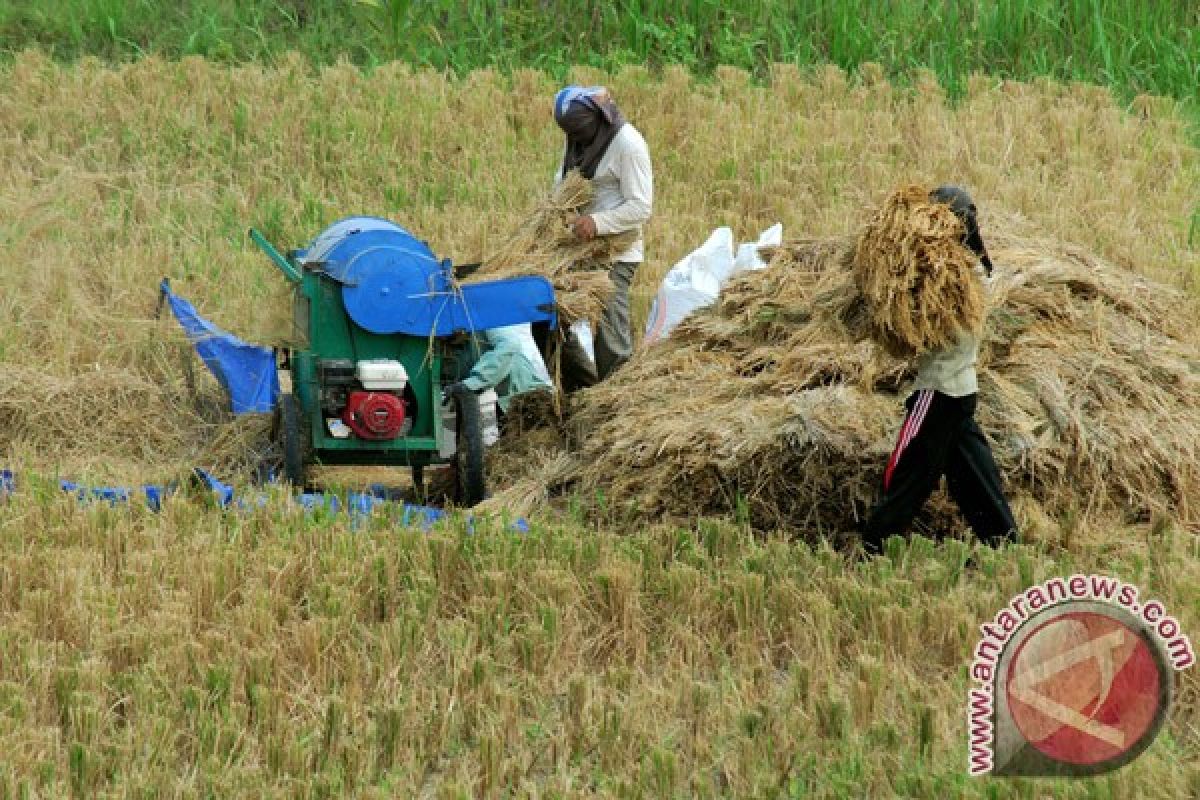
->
xmin=250 ymin=217 xmax=556 ymax=505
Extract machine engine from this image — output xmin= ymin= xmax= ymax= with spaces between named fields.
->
xmin=318 ymin=358 xmax=412 ymax=440
xmin=343 ymin=391 xmax=406 ymax=439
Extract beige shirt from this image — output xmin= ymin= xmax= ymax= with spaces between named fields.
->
xmin=912 ymin=331 xmax=980 ymax=397
xmin=555 ymin=124 xmax=653 ymax=263
xmin=912 ymin=266 xmax=989 ymax=397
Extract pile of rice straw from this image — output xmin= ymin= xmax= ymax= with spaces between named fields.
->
xmin=486 ymin=188 xmax=1200 ymax=539
xmin=471 ymin=170 xmax=636 ymax=328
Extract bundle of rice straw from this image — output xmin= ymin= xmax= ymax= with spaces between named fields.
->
xmin=472 ymin=170 xmax=637 ymax=327
xmin=0 ymin=363 xmax=277 ymax=483
xmin=488 ymin=196 xmax=1200 ymax=540
xmin=852 ymin=184 xmax=986 ymax=358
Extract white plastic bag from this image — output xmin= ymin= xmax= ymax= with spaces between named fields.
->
xmin=478 ymin=388 xmax=501 ymax=447
xmin=643 ymin=224 xmax=782 ymax=345
xmin=734 ymin=223 xmax=782 ymax=272
xmin=643 ymin=227 xmax=734 ymax=345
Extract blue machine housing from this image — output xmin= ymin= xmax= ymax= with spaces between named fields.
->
xmin=297 ymin=217 xmax=557 ymax=335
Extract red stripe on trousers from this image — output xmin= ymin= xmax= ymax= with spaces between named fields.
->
xmin=883 ymin=390 xmax=932 ymax=490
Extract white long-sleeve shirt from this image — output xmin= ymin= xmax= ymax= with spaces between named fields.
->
xmin=555 ymin=124 xmax=653 ymax=263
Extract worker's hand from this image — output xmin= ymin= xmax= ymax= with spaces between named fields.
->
xmin=441 ymin=381 xmax=467 ymax=404
xmin=571 ymin=214 xmax=597 ymax=241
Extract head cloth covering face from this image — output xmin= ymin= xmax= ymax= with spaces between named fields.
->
xmin=553 ymin=85 xmax=627 ymax=180
xmin=930 ymin=185 xmax=993 ymax=276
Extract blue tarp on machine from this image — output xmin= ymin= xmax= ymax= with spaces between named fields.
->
xmin=160 ymin=279 xmax=280 ymax=414
xmin=300 ymin=216 xmax=558 ymax=337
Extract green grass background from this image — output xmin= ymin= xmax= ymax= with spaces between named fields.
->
xmin=1 ymin=0 xmax=1196 ymax=106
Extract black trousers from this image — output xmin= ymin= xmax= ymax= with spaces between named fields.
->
xmin=863 ymin=390 xmax=1017 ymax=552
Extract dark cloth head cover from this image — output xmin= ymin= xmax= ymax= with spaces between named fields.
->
xmin=930 ymin=185 xmax=993 ymax=276
xmin=554 ymin=85 xmax=626 ymax=180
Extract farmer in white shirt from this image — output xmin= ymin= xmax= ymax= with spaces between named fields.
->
xmin=552 ymin=85 xmax=653 ymax=390
xmin=861 ymin=186 xmax=1018 ymax=554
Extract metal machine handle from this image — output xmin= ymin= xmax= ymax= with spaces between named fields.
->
xmin=248 ymin=228 xmax=302 ymax=283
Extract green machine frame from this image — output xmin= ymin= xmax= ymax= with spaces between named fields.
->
xmin=250 ymin=228 xmax=466 ymax=471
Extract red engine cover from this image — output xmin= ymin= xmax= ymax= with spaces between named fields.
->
xmin=342 ymin=391 xmax=406 ymax=440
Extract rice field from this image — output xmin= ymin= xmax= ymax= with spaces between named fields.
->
xmin=0 ymin=54 xmax=1197 ymax=796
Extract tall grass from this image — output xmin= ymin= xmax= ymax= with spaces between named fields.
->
xmin=0 ymin=0 xmax=1196 ymax=108
xmin=0 ymin=489 xmax=1195 ymax=796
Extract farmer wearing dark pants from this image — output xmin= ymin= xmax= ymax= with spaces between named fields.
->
xmin=862 ymin=187 xmax=1018 ymax=554
xmin=552 ymin=85 xmax=653 ymax=390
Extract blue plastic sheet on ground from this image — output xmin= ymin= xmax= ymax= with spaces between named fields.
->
xmin=2 ymin=468 xmax=520 ymax=533
xmin=190 ymin=468 xmax=465 ymax=531
xmin=400 ymin=502 xmax=446 ymax=529
xmin=143 ymin=485 xmax=169 ymax=511
xmin=298 ymin=492 xmax=339 ymax=512
xmin=59 ymin=479 xmax=170 ymax=511
xmin=299 ymin=488 xmax=447 ymax=531
xmin=160 ymin=279 xmax=280 ymax=414
xmin=193 ymin=468 xmax=237 ymax=508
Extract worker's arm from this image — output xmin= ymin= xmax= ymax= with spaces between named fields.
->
xmin=462 ymin=339 xmax=520 ymax=392
xmin=589 ymin=135 xmax=653 ymax=236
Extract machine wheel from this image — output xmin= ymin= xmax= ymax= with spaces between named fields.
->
xmin=450 ymin=390 xmax=487 ymax=507
xmin=280 ymin=392 xmax=308 ymax=488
